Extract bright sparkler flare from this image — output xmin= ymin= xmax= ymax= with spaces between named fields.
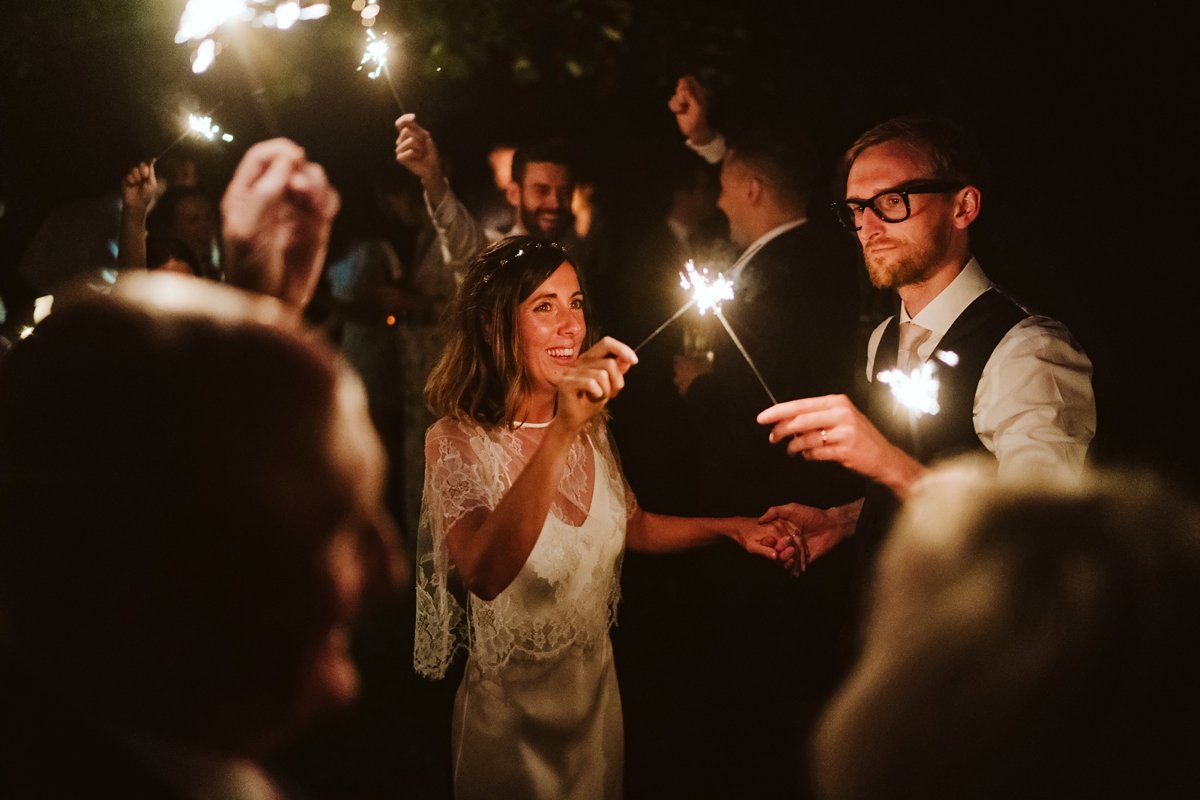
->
xmin=359 ymin=28 xmax=391 ymax=79
xmin=877 ymin=355 xmax=955 ymax=418
xmin=176 ymin=0 xmax=332 ymax=73
xmin=679 ymin=260 xmax=734 ymax=316
xmin=187 ymin=113 xmax=234 ymax=143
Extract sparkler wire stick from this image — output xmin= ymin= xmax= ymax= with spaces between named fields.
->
xmin=713 ymin=308 xmax=778 ymax=405
xmin=382 ymin=63 xmax=406 ymax=113
xmin=633 ymin=298 xmax=697 ymax=353
xmin=360 ymin=29 xmax=406 ymax=113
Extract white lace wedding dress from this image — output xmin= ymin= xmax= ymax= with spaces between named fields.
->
xmin=414 ymin=417 xmax=632 ymax=799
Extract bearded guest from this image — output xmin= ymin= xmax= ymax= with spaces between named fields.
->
xmin=757 ymin=114 xmax=1096 ymax=599
xmin=392 ymin=115 xmax=599 ymax=276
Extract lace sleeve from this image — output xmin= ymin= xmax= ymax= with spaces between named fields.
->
xmin=413 ymin=417 xmax=505 ymax=679
xmin=598 ymin=424 xmax=638 ymax=522
xmin=414 ymin=418 xmax=629 ymax=679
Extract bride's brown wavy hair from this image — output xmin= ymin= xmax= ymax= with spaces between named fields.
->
xmin=425 ymin=235 xmax=595 ymax=426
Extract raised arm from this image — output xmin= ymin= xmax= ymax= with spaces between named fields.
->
xmin=221 ymin=138 xmax=341 ymax=310
xmin=117 ymin=161 xmax=160 ymax=269
xmin=668 ymin=75 xmax=725 ymax=164
xmin=394 ymin=113 xmax=487 ymax=267
xmin=442 ymin=337 xmax=637 ymax=601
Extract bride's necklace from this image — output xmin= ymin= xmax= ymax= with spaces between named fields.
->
xmin=513 ymin=418 xmax=554 ymax=429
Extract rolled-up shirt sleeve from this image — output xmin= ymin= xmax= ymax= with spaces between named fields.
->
xmin=423 ymin=180 xmax=489 ymax=270
xmin=975 ymin=315 xmax=1096 ymax=477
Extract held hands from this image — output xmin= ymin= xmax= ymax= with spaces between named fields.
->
xmin=759 ymin=504 xmax=844 ymax=576
xmin=554 ymin=336 xmax=638 ymax=432
xmin=668 ymin=75 xmax=716 ymax=145
xmin=221 ymin=138 xmax=341 ymax=310
xmin=723 ymin=515 xmax=797 ymax=564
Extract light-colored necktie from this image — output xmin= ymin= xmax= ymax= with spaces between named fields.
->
xmin=897 ymin=321 xmax=932 ymax=373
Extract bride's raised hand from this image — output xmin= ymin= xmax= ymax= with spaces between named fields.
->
xmin=555 ymin=336 xmax=638 ymax=431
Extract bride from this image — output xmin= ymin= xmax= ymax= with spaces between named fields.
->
xmin=413 ymin=235 xmax=791 ymax=798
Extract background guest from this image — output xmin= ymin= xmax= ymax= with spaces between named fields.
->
xmin=813 ymin=455 xmax=1200 ymax=800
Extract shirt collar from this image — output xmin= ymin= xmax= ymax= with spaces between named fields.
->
xmin=900 ymin=256 xmax=991 ymax=337
xmin=729 ymin=217 xmax=806 ymax=280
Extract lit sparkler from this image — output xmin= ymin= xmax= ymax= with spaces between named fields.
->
xmin=358 ymin=28 xmax=406 ymax=111
xmin=876 ymin=349 xmax=956 ymax=454
xmin=876 ymin=350 xmax=957 ymax=418
xmin=632 ymin=260 xmax=778 ymax=404
xmin=633 ymin=260 xmax=731 ymax=352
xmin=187 ymin=113 xmax=235 ymax=142
xmin=680 ymin=259 xmax=734 ymax=315
xmin=155 ymin=105 xmax=234 ymax=161
xmin=175 ymin=0 xmax=332 ymax=74
xmin=877 ymin=362 xmax=941 ymax=417
xmin=359 ymin=27 xmax=390 ymax=79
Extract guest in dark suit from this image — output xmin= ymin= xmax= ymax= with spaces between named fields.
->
xmin=614 ymin=78 xmax=862 ymax=800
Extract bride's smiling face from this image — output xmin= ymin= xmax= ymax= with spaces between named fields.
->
xmin=516 ymin=261 xmax=585 ymax=409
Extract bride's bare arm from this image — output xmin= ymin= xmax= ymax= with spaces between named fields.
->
xmin=446 ymin=337 xmax=637 ymax=601
xmin=445 ymin=421 xmax=579 ymax=601
xmin=625 ymin=509 xmax=784 ymax=561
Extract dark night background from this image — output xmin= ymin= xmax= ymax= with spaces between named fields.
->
xmin=1 ymin=1 xmax=1191 ymax=489
xmin=0 ymin=1 xmax=1193 ymax=797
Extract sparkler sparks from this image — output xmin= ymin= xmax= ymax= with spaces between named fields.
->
xmin=155 ymin=106 xmax=234 ymax=161
xmin=877 ymin=363 xmax=941 ymax=417
xmin=359 ymin=28 xmax=390 ymax=79
xmin=633 ymin=260 xmax=732 ymax=352
xmin=188 ymin=113 xmax=235 ymax=142
xmin=175 ymin=1 xmax=332 ymax=74
xmin=680 ymin=260 xmax=733 ymax=315
xmin=876 ymin=351 xmax=957 ymax=418
xmin=358 ymin=28 xmax=406 ymax=111
xmin=631 ymin=259 xmax=777 ymax=404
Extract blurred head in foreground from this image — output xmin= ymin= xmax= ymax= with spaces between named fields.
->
xmin=0 ymin=272 xmax=404 ymax=757
xmin=814 ymin=454 xmax=1200 ymax=800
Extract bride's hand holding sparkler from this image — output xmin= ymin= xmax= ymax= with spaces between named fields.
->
xmin=554 ymin=336 xmax=637 ymax=431
xmin=757 ymin=394 xmax=924 ymax=498
xmin=221 ymin=138 xmax=341 ymax=311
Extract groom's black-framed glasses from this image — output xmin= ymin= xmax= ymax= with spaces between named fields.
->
xmin=831 ymin=179 xmax=965 ymax=231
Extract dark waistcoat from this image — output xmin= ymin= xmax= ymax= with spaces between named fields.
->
xmin=854 ymin=288 xmax=1028 ymax=572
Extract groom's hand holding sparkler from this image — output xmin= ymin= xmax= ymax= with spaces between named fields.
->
xmin=222 ymin=138 xmax=340 ymax=311
xmin=757 ymin=394 xmax=925 ymax=499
